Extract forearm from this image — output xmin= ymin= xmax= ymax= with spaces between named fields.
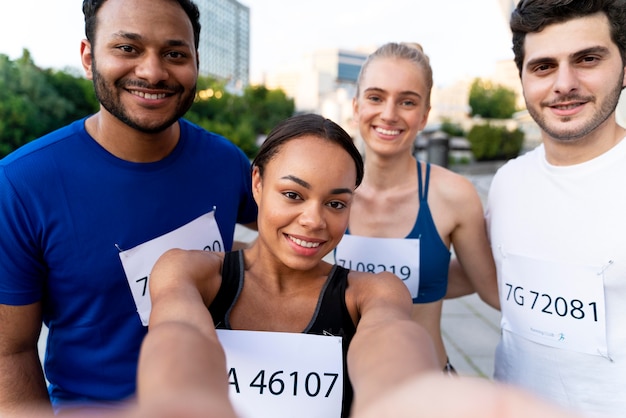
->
xmin=0 ymin=351 xmax=50 ymax=415
xmin=348 ymin=319 xmax=438 ymax=415
xmin=445 ymin=258 xmax=476 ymax=299
xmin=137 ymin=321 xmax=237 ymax=418
xmin=354 ymin=373 xmax=584 ymax=418
xmin=450 ymin=238 xmax=500 ymax=310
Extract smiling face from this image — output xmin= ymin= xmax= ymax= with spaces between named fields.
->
xmin=521 ymin=12 xmax=626 ymax=144
xmin=252 ymin=136 xmax=357 ymax=271
xmin=81 ymin=0 xmax=198 ymax=133
xmin=353 ymin=57 xmax=431 ymax=158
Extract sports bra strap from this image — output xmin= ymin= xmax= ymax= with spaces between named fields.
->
xmin=416 ymin=160 xmax=431 ymax=201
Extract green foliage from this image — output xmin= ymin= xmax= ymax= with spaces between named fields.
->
xmin=468 ymin=78 xmax=518 ymax=119
xmin=0 ymin=52 xmax=294 ymax=159
xmin=439 ymin=118 xmax=465 ymax=137
xmin=0 ymin=49 xmax=99 ymax=157
xmin=467 ymin=123 xmax=524 ymax=161
xmin=187 ymin=75 xmax=295 ymax=158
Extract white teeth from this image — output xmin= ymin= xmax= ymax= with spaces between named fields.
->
xmin=554 ymin=104 xmax=579 ymax=110
xmin=131 ymin=91 xmax=167 ymax=100
xmin=375 ymin=127 xmax=400 ymax=135
xmin=289 ymin=236 xmax=320 ymax=248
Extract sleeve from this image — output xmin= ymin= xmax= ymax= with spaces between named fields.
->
xmin=0 ymin=166 xmax=45 ymax=305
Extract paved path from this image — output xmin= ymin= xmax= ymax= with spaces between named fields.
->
xmin=442 ymin=294 xmax=500 ymax=378
xmin=445 ymin=169 xmax=501 ymax=379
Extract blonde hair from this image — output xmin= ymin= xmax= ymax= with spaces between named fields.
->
xmin=356 ymin=42 xmax=433 ymax=107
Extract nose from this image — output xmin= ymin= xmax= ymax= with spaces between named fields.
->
xmin=380 ymin=99 xmax=399 ymax=122
xmin=299 ymin=202 xmax=326 ymax=230
xmin=135 ymin=52 xmax=169 ymax=85
xmin=553 ymin=64 xmax=580 ymax=95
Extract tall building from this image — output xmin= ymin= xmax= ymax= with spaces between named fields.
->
xmin=264 ymin=48 xmax=370 ymax=135
xmin=196 ymin=0 xmax=250 ymax=89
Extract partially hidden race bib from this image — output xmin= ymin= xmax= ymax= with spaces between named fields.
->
xmin=501 ymin=252 xmax=608 ymax=357
xmin=334 ymin=234 xmax=419 ymax=298
xmin=217 ymin=329 xmax=344 ymax=418
xmin=119 ymin=211 xmax=223 ymax=326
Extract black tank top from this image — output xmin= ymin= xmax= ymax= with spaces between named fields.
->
xmin=209 ymin=250 xmax=356 ymax=417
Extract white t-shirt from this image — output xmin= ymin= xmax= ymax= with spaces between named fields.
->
xmin=486 ymin=139 xmax=626 ymax=417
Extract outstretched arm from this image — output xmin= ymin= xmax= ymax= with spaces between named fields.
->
xmin=356 ymin=372 xmax=585 ymax=418
xmin=347 ymin=272 xmax=439 ymax=416
xmin=136 ymin=249 xmax=236 ymax=418
xmin=136 ymin=321 xmax=236 ymax=418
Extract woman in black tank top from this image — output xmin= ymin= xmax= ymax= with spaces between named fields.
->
xmin=140 ymin=114 xmax=439 ymax=417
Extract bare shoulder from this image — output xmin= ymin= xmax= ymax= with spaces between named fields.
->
xmin=347 ymin=270 xmax=413 ymax=307
xmin=156 ymin=248 xmax=224 ymax=267
xmin=151 ymin=249 xmax=224 ymax=292
xmin=427 ymin=164 xmax=481 ymax=205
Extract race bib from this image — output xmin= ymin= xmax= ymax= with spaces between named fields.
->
xmin=119 ymin=211 xmax=223 ymax=326
xmin=335 ymin=234 xmax=419 ymax=298
xmin=501 ymin=252 xmax=608 ymax=357
xmin=217 ymin=329 xmax=343 ymax=418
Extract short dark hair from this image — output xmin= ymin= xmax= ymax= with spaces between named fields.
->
xmin=252 ymin=114 xmax=364 ymax=188
xmin=82 ymin=0 xmax=201 ymax=49
xmin=510 ymin=0 xmax=626 ymax=75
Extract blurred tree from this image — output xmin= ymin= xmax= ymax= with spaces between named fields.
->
xmin=242 ymin=85 xmax=294 ymax=135
xmin=44 ymin=66 xmax=98 ymax=122
xmin=468 ymin=78 xmax=518 ymax=119
xmin=187 ymin=76 xmax=294 ymax=158
xmin=0 ymin=50 xmax=98 ymax=157
xmin=467 ymin=123 xmax=524 ymax=161
xmin=0 ymin=53 xmax=294 ymax=159
xmin=439 ymin=118 xmax=465 ymax=137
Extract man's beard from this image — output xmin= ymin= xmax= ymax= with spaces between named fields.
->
xmin=91 ymin=59 xmax=196 ymax=134
xmin=526 ymin=70 xmax=624 ymax=142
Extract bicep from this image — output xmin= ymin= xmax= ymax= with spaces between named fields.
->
xmin=450 ymin=195 xmax=499 ymax=309
xmin=0 ymin=302 xmax=43 ymax=355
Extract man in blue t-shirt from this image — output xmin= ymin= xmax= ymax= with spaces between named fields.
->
xmin=0 ymin=0 xmax=257 ymax=415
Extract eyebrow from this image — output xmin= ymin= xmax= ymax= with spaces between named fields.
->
xmin=525 ymin=46 xmax=611 ymax=69
xmin=110 ymin=31 xmax=191 ymax=48
xmin=363 ymin=86 xmax=422 ymax=99
xmin=281 ymin=175 xmax=354 ymax=195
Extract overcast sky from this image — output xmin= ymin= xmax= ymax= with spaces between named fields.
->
xmin=0 ymin=0 xmax=514 ymax=87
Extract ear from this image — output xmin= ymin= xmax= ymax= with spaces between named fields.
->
xmin=352 ymin=96 xmax=359 ymax=122
xmin=251 ymin=166 xmax=262 ymax=205
xmin=418 ymin=106 xmax=431 ymax=131
xmin=81 ymin=39 xmax=94 ymax=80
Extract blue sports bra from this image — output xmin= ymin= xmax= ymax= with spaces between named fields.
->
xmin=345 ymin=160 xmax=451 ymax=303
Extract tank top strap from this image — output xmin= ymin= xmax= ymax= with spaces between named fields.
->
xmin=416 ymin=160 xmax=431 ymax=201
xmin=209 ymin=250 xmax=244 ymax=328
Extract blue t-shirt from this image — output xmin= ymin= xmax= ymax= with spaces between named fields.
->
xmin=0 ymin=118 xmax=257 ymax=408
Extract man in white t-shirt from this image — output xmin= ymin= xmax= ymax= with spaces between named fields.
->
xmin=486 ymin=0 xmax=626 ymax=416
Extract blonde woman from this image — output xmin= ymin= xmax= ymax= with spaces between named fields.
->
xmin=335 ymin=42 xmax=499 ymax=372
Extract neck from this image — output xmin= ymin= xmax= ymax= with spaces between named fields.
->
xmin=85 ymin=111 xmax=180 ymax=163
xmin=242 ymin=243 xmax=331 ymax=294
xmin=362 ymin=149 xmax=417 ymax=190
